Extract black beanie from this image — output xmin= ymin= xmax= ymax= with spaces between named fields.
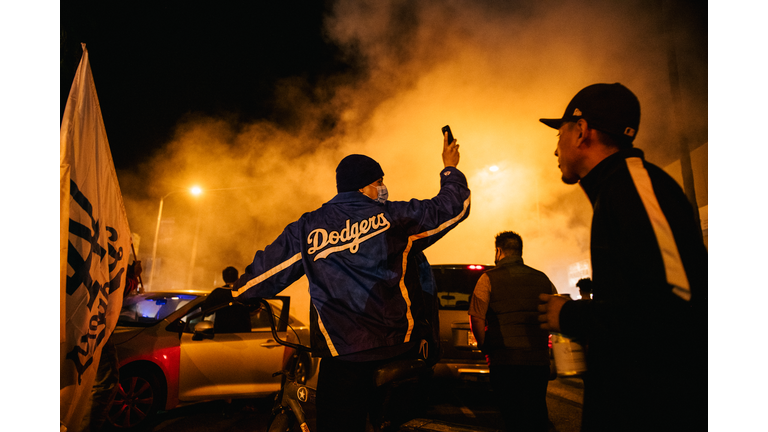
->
xmin=336 ymin=154 xmax=384 ymax=192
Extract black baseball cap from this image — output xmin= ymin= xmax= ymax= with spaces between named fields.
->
xmin=539 ymin=83 xmax=641 ymax=142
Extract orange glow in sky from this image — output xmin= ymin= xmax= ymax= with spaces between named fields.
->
xmin=119 ymin=1 xmax=706 ymax=322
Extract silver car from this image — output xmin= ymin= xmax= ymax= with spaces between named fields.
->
xmin=106 ymin=291 xmax=316 ymax=430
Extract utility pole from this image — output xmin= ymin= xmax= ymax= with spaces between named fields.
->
xmin=661 ymin=0 xmax=703 ymax=241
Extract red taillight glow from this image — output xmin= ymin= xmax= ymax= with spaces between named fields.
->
xmin=468 ymin=265 xmax=485 ymax=270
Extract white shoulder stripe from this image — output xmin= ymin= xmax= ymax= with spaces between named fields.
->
xmin=399 ymin=194 xmax=472 ymax=342
xmin=239 ymin=252 xmax=303 ymax=292
xmin=625 ymin=158 xmax=691 ymax=301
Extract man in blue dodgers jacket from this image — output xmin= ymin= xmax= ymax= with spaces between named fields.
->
xmin=233 ymin=133 xmax=469 ymax=432
xmin=536 ymin=83 xmax=707 ymax=431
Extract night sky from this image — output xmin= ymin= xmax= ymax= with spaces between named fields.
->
xmin=61 ymin=1 xmax=713 ymax=171
xmin=61 ymin=1 xmax=362 ymax=171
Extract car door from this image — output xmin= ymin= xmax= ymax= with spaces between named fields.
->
xmin=177 ymin=298 xmax=287 ymax=401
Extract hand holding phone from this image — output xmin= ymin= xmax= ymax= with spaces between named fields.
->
xmin=441 ymin=124 xmax=459 ymax=168
xmin=441 ymin=125 xmax=454 ymax=144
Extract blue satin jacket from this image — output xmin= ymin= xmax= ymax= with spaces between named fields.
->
xmin=234 ymin=166 xmax=471 ymax=358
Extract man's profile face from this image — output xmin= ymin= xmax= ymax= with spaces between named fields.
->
xmin=555 ymin=122 xmax=581 ymax=185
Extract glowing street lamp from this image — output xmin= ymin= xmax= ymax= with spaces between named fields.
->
xmin=148 ymin=186 xmax=203 ymax=290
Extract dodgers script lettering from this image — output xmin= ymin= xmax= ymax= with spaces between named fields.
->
xmin=307 ymin=213 xmax=391 ymax=260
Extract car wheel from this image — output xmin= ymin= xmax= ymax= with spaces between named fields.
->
xmin=106 ymin=367 xmax=163 ymax=430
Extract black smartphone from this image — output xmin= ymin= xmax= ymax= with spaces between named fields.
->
xmin=441 ymin=125 xmax=454 ymax=143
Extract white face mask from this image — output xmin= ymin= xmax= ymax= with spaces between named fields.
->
xmin=375 ymin=185 xmax=389 ymax=204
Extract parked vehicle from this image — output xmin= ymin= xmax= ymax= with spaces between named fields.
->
xmin=431 ymin=264 xmax=492 ymax=380
xmin=431 ymin=264 xmax=556 ymax=381
xmin=105 ymin=291 xmax=316 ymax=431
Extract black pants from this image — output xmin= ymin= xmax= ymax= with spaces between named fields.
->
xmin=489 ymin=364 xmax=550 ymax=432
xmin=316 ymin=343 xmax=426 ymax=432
xmin=316 ymin=357 xmax=386 ymax=432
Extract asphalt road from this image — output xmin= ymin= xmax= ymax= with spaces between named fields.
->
xmin=136 ymin=376 xmax=583 ymax=432
xmin=416 ymin=376 xmax=583 ymax=432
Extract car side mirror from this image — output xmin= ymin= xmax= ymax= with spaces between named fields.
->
xmin=192 ymin=320 xmax=214 ymax=341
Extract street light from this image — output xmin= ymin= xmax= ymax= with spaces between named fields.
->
xmin=148 ymin=186 xmax=203 ymax=290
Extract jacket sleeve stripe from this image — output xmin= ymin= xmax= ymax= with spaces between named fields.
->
xmin=313 ymin=302 xmax=339 ymax=356
xmin=238 ymin=252 xmax=303 ymax=293
xmin=625 ymin=158 xmax=691 ymax=301
xmin=421 ymin=195 xmax=472 ymax=241
xmin=399 ymin=195 xmax=472 ymax=343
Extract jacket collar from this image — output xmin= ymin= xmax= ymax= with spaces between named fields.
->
xmin=579 ymin=147 xmax=645 ymax=204
xmin=325 ymin=191 xmax=380 ymax=205
xmin=496 ymin=255 xmax=523 ymax=267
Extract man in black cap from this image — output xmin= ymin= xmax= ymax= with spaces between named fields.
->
xmin=536 ymin=83 xmax=707 ymax=431
xmin=233 ymin=132 xmax=470 ymax=432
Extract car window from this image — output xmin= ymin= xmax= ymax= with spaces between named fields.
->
xmin=119 ymin=293 xmax=200 ymax=326
xmin=432 ymin=266 xmax=490 ymax=311
xmin=182 ymin=305 xmax=204 ymax=329
xmin=183 ymin=298 xmax=287 ymax=334
xmin=249 ymin=304 xmax=273 ymax=331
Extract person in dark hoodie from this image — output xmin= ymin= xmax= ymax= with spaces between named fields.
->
xmin=537 ymin=83 xmax=707 ymax=431
xmin=232 ymin=132 xmax=470 ymax=432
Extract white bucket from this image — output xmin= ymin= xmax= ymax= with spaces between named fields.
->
xmin=551 ymin=333 xmax=587 ymax=377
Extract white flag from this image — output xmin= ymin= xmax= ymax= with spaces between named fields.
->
xmin=60 ymin=43 xmax=132 ymax=432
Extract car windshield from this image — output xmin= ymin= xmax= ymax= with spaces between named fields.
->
xmin=432 ymin=266 xmax=490 ymax=310
xmin=118 ymin=293 xmax=200 ymax=327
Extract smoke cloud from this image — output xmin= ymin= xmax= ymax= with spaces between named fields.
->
xmin=119 ymin=0 xmax=706 ymax=321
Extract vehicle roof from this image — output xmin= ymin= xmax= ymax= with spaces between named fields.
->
xmin=136 ymin=290 xmax=210 ymax=296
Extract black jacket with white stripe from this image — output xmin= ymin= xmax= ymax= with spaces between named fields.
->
xmin=558 ymin=147 xmax=707 ymax=430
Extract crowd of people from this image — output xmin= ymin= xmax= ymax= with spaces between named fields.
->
xmin=228 ymin=82 xmax=706 ymax=432
xmin=97 ymin=82 xmax=707 ymax=432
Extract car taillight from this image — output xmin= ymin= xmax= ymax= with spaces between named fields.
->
xmin=468 ymin=265 xmax=485 ymax=270
xmin=548 ymin=334 xmax=553 ymax=349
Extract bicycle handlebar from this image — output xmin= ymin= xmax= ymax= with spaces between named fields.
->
xmin=255 ymin=298 xmax=312 ymax=353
